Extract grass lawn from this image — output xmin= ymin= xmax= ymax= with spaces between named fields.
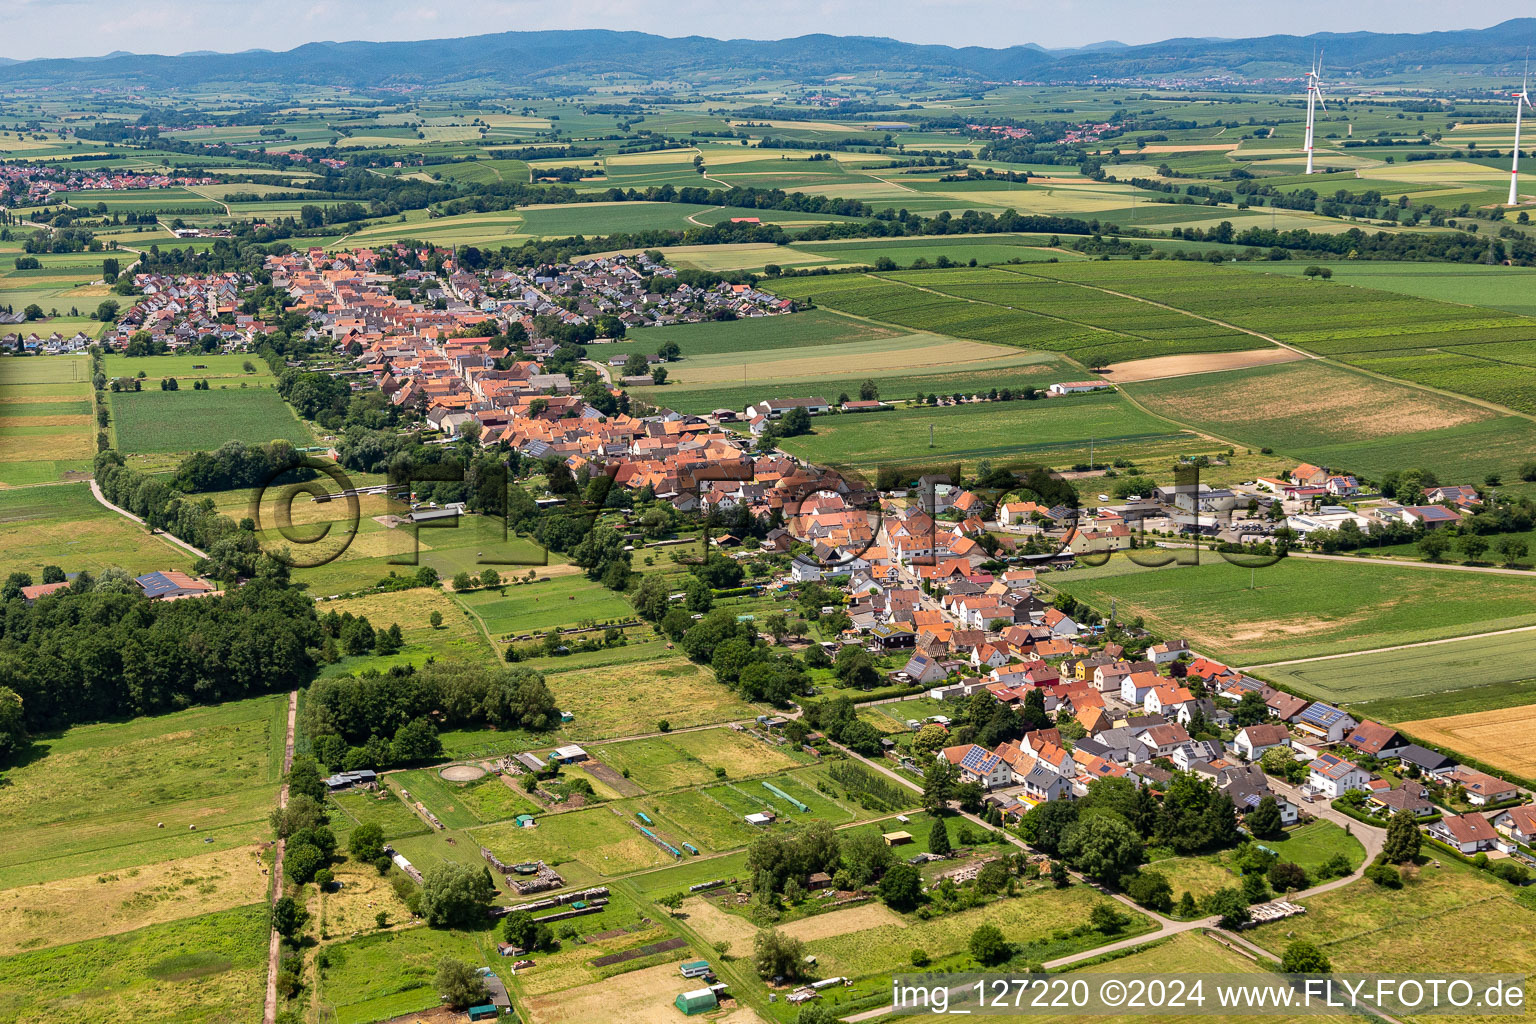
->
xmin=109 ymin=385 xmax=311 ymax=454
xmin=474 ymin=804 xmax=677 ymax=877
xmin=391 ymin=769 xmax=484 ymax=830
xmin=1262 ymin=820 xmax=1367 ymax=874
xmin=0 ymin=904 xmax=269 ymax=1024
xmin=452 ymin=570 xmax=632 ymax=638
xmin=0 ymin=694 xmax=286 ymax=889
xmin=1050 ymin=555 xmax=1536 ymax=665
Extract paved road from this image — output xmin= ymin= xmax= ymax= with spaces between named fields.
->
xmin=262 ymin=691 xmax=299 ymax=1024
xmin=88 ymin=478 xmax=210 ymax=560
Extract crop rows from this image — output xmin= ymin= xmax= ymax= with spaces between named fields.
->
xmin=1345 ymin=350 xmax=1536 ymax=414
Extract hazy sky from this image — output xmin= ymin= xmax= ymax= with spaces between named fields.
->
xmin=3 ymin=0 xmax=1520 ymax=60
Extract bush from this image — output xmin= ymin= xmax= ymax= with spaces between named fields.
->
xmin=1124 ymin=870 xmax=1173 ymax=912
xmin=969 ymin=924 xmax=1010 ymax=965
xmin=1364 ymin=862 xmax=1404 ymax=889
xmin=910 ymin=948 xmax=930 ymax=967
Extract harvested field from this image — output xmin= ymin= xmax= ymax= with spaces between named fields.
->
xmin=1139 ymin=142 xmax=1240 ymax=152
xmin=1399 ymin=704 xmax=1536 ymax=778
xmin=779 ymin=901 xmax=906 ymax=941
xmin=0 ymin=845 xmax=269 ymax=956
xmin=1100 ymin=347 xmax=1305 ymax=382
xmin=679 ymin=896 xmax=759 ymax=950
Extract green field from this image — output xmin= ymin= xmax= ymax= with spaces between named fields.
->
xmin=109 ymin=386 xmax=311 ymax=454
xmin=103 ymin=353 xmax=273 ymax=384
xmin=774 ymin=391 xmax=1207 ymax=472
xmin=0 ymin=904 xmax=269 ymax=1024
xmin=1237 ymin=260 xmax=1536 ymax=317
xmin=1251 ymin=627 xmax=1536 ymax=712
xmin=1051 ymin=555 xmax=1536 ymax=665
xmin=1126 ymin=359 xmax=1536 ymax=482
xmin=0 ymin=694 xmax=285 ymax=889
xmin=453 ymin=571 xmax=635 ymax=637
xmin=315 ymin=922 xmax=505 ymax=1024
xmin=593 ymin=727 xmax=805 ymax=792
xmin=768 ymin=266 xmax=1258 ymax=367
xmin=0 ymin=481 xmax=196 ymax=579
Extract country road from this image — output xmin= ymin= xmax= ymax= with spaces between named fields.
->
xmin=263 ymin=690 xmax=299 ymax=1024
xmin=89 ymin=478 xmax=210 ymax=560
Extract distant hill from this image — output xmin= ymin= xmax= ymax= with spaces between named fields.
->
xmin=3 ymin=22 xmax=1536 ymax=90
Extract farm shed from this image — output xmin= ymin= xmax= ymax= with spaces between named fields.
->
xmin=550 ymin=744 xmax=588 ymax=764
xmin=469 ymin=1006 xmax=498 ymax=1021
xmin=676 ymin=988 xmax=719 ymax=1015
xmin=882 ymin=831 xmax=913 ymax=846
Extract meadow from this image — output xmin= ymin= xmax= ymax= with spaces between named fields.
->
xmin=109 ymin=386 xmax=311 ymax=454
xmin=541 ymin=655 xmax=760 ymax=741
xmin=592 ymin=727 xmax=804 ymax=792
xmin=0 ymin=481 xmax=196 ymax=579
xmin=1145 ymin=820 xmax=1364 ymax=905
xmin=1246 ymin=857 xmax=1536 ymax=1008
xmin=1049 ymin=555 xmax=1536 ymax=665
xmin=314 ymin=922 xmax=505 ymax=1024
xmin=0 ymin=904 xmax=270 ymax=1024
xmin=314 ymin=587 xmax=492 ymax=676
xmin=103 ymin=352 xmax=273 ymax=384
xmin=0 ymin=694 xmax=286 ymax=889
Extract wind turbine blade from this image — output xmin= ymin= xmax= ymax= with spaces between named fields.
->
xmin=1317 ymin=96 xmax=1327 ymax=112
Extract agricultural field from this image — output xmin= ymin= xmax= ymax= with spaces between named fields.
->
xmin=1050 ymin=555 xmax=1536 ymax=665
xmin=1398 ymin=703 xmax=1536 ymax=779
xmin=1125 ymin=359 xmax=1536 ymax=483
xmin=103 ymin=353 xmax=273 ymax=384
xmin=109 ymin=386 xmax=311 ymax=455
xmin=1251 ymin=627 xmax=1536 ymax=712
xmin=0 ymin=355 xmax=96 ymax=485
xmin=0 ymin=694 xmax=287 ymax=890
xmin=0 ymin=904 xmax=270 ymax=1024
xmin=774 ymin=390 xmax=1213 ymax=472
xmin=768 ymin=266 xmax=1260 ymax=367
xmin=0 ymin=481 xmax=196 ymax=578
xmin=1237 ymin=260 xmax=1536 ymax=317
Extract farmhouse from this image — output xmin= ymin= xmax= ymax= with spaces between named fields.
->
xmin=19 ymin=580 xmax=71 ymax=604
xmin=1048 ymin=381 xmax=1110 ymax=395
xmin=135 ymin=570 xmax=217 ymax=600
xmin=746 ymin=397 xmax=830 ymax=419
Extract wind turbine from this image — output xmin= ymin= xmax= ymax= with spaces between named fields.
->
xmin=1303 ymin=54 xmax=1326 ymax=175
xmin=1508 ymin=53 xmax=1532 ymax=207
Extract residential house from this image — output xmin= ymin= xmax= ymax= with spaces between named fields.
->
xmin=1232 ymin=723 xmax=1292 ymax=762
xmin=1446 ymin=766 xmax=1519 ymax=806
xmin=1491 ymin=805 xmax=1536 ymax=845
xmin=1428 ymin=812 xmax=1498 ymax=854
xmin=1266 ymin=690 xmax=1311 ymax=722
xmin=1368 ymin=781 xmax=1434 ymax=818
xmin=1396 ymin=744 xmax=1458 ymax=778
xmin=1307 ymin=752 xmax=1372 ymax=799
xmin=1120 ymin=671 xmax=1163 ymax=707
xmin=1146 ymin=639 xmax=1189 ymax=665
xmin=940 ymin=744 xmax=1012 ymax=790
xmin=900 ymin=653 xmax=948 ymax=685
xmin=1295 ymin=702 xmax=1357 ymax=744
xmin=1139 ymin=723 xmax=1192 ymax=759
xmin=1344 ymin=721 xmax=1411 ymax=762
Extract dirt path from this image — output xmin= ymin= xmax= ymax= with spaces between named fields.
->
xmin=1243 ymin=621 xmax=1536 ymax=671
xmin=262 ymin=690 xmax=299 ymax=1024
xmin=88 ymin=478 xmax=210 ymax=560
xmin=685 ymin=205 xmax=724 ymax=227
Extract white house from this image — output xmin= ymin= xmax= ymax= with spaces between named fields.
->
xmin=1428 ymin=812 xmax=1498 ymax=854
xmin=1146 ymin=639 xmax=1189 ymax=665
xmin=1307 ymin=752 xmax=1372 ymax=799
xmin=1232 ymin=723 xmax=1291 ymax=762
